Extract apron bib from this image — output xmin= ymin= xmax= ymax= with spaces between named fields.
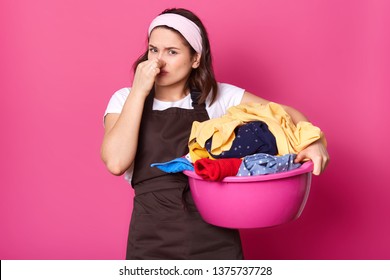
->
xmin=127 ymin=89 xmax=243 ymax=260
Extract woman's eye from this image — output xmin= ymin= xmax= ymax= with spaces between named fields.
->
xmin=149 ymin=48 xmax=158 ymax=53
xmin=168 ymin=50 xmax=177 ymax=55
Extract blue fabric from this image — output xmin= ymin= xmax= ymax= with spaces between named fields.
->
xmin=151 ymin=157 xmax=194 ymax=173
xmin=237 ymin=153 xmax=301 ymax=176
xmin=205 ymin=121 xmax=278 ymax=159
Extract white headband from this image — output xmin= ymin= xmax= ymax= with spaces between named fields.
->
xmin=148 ymin=13 xmax=203 ymax=54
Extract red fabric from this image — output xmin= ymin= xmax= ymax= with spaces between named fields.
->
xmin=194 ymin=158 xmax=242 ymax=181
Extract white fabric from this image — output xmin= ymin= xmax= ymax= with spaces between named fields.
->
xmin=148 ymin=13 xmax=203 ymax=54
xmin=103 ymin=82 xmax=245 ymax=184
xmin=104 ymin=82 xmax=244 ymax=120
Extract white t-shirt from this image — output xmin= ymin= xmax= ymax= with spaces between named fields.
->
xmin=104 ymin=82 xmax=245 ymax=184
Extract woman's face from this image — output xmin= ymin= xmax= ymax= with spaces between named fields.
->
xmin=148 ymin=27 xmax=200 ymax=88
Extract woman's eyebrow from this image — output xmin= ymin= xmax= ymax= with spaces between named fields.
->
xmin=149 ymin=44 xmax=181 ymax=50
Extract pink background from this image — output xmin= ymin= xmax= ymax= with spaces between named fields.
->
xmin=1 ymin=0 xmax=389 ymax=259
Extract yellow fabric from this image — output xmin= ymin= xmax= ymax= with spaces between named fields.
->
xmin=189 ymin=141 xmax=214 ymax=162
xmin=189 ymin=102 xmax=324 ymax=161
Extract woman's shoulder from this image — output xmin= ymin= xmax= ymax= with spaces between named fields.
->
xmin=104 ymin=87 xmax=130 ymax=115
xmin=205 ymin=82 xmax=245 ymax=119
xmin=113 ymin=87 xmax=131 ymax=99
xmin=110 ymin=87 xmax=131 ymax=106
xmin=213 ymin=82 xmax=245 ymax=104
xmin=216 ymin=82 xmax=245 ymax=94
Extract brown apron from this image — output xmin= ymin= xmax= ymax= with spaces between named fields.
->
xmin=126 ymin=89 xmax=243 ymax=260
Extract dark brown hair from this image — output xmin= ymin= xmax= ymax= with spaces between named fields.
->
xmin=133 ymin=8 xmax=218 ymax=104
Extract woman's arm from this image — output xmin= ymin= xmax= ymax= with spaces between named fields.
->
xmin=241 ymin=91 xmax=309 ymax=123
xmin=240 ymin=91 xmax=330 ymax=175
xmin=101 ymin=91 xmax=147 ymax=175
xmin=100 ymin=58 xmax=165 ymax=175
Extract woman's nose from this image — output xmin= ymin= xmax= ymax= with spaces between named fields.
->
xmin=157 ymin=52 xmax=164 ymax=60
xmin=157 ymin=55 xmax=166 ymax=67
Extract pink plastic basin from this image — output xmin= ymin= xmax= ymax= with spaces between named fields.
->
xmin=183 ymin=161 xmax=313 ymax=229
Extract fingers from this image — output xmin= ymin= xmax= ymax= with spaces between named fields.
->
xmin=295 ymin=148 xmax=330 ymax=176
xmin=142 ymin=58 xmax=165 ymax=76
xmin=132 ymin=59 xmax=166 ymax=93
xmin=294 ymin=152 xmax=305 ymax=164
xmin=311 ymin=156 xmax=322 ymax=176
xmin=148 ymin=59 xmax=161 ymax=75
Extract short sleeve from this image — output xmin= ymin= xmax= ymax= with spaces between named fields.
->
xmin=206 ymin=83 xmax=245 ymax=119
xmin=102 ymin=87 xmax=133 ymax=182
xmin=104 ymin=87 xmax=130 ymax=117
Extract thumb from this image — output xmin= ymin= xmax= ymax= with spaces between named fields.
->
xmin=294 ymin=151 xmax=306 ymax=163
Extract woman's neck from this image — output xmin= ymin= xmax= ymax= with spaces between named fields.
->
xmin=154 ymin=84 xmax=189 ymax=102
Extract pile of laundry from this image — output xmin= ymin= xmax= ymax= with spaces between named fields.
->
xmin=151 ymin=102 xmax=325 ymax=181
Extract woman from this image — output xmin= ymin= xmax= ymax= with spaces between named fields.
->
xmin=101 ymin=8 xmax=329 ymax=259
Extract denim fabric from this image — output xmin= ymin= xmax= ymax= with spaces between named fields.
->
xmin=237 ymin=153 xmax=301 ymax=176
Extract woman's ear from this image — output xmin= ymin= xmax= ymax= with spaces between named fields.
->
xmin=192 ymin=53 xmax=201 ymax=69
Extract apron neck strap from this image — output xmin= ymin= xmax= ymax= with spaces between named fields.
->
xmin=190 ymin=89 xmax=205 ymax=109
